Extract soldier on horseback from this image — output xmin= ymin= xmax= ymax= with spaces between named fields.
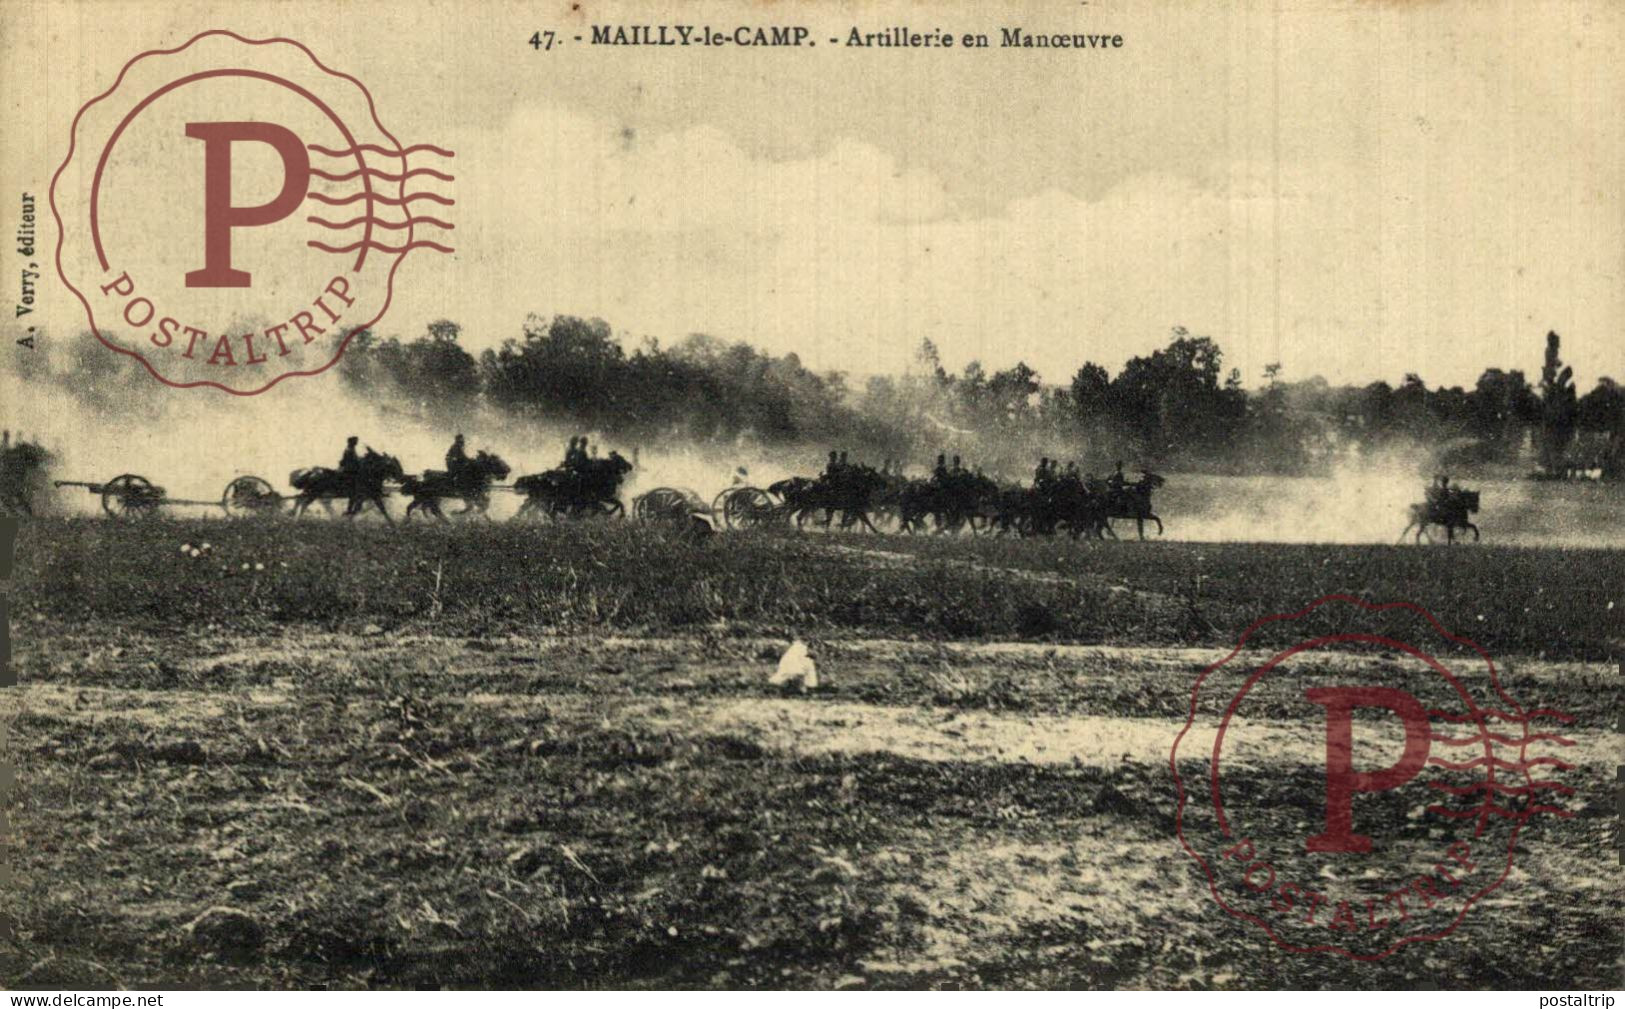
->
xmin=338 ymin=436 xmax=362 ymax=514
xmin=339 ymin=436 xmax=360 ymax=475
xmin=1404 ymin=474 xmax=1479 ymax=544
xmin=1427 ymin=474 xmax=1451 ymax=507
xmin=446 ymin=433 xmax=469 ymax=475
xmin=933 ymin=453 xmax=949 ymax=483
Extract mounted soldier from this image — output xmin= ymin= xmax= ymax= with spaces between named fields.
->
xmin=445 ymin=434 xmax=470 ymax=484
xmin=1425 ymin=474 xmax=1451 ymax=510
xmin=1403 ymin=476 xmax=1480 ymax=544
xmin=339 ymin=436 xmax=361 ymax=476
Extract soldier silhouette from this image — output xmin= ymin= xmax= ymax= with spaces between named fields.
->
xmin=339 ymin=436 xmax=360 ymax=475
xmin=446 ymin=434 xmax=469 ymax=481
xmin=1426 ymin=474 xmax=1452 ymax=509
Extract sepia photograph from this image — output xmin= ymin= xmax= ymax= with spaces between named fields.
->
xmin=1 ymin=0 xmax=1621 ymax=993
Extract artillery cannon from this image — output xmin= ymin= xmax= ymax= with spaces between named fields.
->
xmin=54 ymin=473 xmax=283 ymax=518
xmin=711 ymin=485 xmax=779 ymax=529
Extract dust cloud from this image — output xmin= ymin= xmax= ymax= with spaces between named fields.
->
xmin=7 ymin=337 xmax=1621 ymax=546
xmin=2 ymin=333 xmax=819 ymax=518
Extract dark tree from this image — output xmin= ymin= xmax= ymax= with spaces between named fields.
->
xmin=1536 ymin=331 xmax=1579 ymax=474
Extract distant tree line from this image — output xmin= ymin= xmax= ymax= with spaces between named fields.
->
xmin=336 ymin=315 xmax=1625 ymax=479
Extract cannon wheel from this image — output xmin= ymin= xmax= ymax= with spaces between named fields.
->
xmin=222 ymin=475 xmax=281 ymax=518
xmin=715 ymin=486 xmax=776 ymax=529
xmin=636 ymin=487 xmax=705 ymax=522
xmin=633 ymin=488 xmax=679 ymax=521
xmin=101 ymin=473 xmax=158 ymax=518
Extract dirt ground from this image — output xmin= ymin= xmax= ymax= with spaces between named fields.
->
xmin=5 ymin=625 xmax=1620 ymax=989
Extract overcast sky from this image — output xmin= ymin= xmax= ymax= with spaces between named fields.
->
xmin=10 ymin=0 xmax=1624 ymax=391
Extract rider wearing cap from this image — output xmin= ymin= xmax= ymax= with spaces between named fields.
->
xmin=446 ymin=434 xmax=470 ymax=481
xmin=339 ymin=436 xmax=360 ymax=475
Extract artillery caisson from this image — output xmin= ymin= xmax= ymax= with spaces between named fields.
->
xmin=711 ymin=485 xmax=778 ymax=529
xmin=633 ymin=487 xmax=709 ymax=522
xmin=54 ymin=473 xmax=283 ymax=519
xmin=221 ymin=475 xmax=284 ymax=517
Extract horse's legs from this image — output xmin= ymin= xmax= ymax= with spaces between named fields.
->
xmin=1150 ymin=514 xmax=1163 ymax=536
xmin=1136 ymin=517 xmax=1145 ymax=541
xmin=1467 ymin=522 xmax=1479 ymax=542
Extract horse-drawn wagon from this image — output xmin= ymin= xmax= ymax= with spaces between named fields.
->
xmin=53 ymin=472 xmax=287 ymax=519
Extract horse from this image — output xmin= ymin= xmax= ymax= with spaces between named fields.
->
xmin=1400 ymin=489 xmax=1480 ymax=544
xmin=514 ymin=453 xmax=632 ymax=520
xmin=0 ymin=440 xmax=52 ymax=516
xmin=870 ymin=470 xmax=911 ymax=530
xmin=769 ymin=467 xmax=887 ymax=533
xmin=1025 ymin=479 xmax=1114 ymax=540
xmin=401 ymin=451 xmax=511 ymax=521
xmin=765 ymin=476 xmax=814 ymax=525
xmin=1102 ymin=472 xmax=1166 ymax=540
xmin=289 ymin=449 xmax=404 ymax=523
xmin=896 ymin=472 xmax=999 ymax=534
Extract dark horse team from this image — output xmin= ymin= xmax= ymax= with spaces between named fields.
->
xmin=758 ymin=450 xmax=1168 ymax=539
xmin=286 ymin=434 xmax=630 ymax=525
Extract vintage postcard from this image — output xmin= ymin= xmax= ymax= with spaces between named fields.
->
xmin=1 ymin=0 xmax=1621 ymax=994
